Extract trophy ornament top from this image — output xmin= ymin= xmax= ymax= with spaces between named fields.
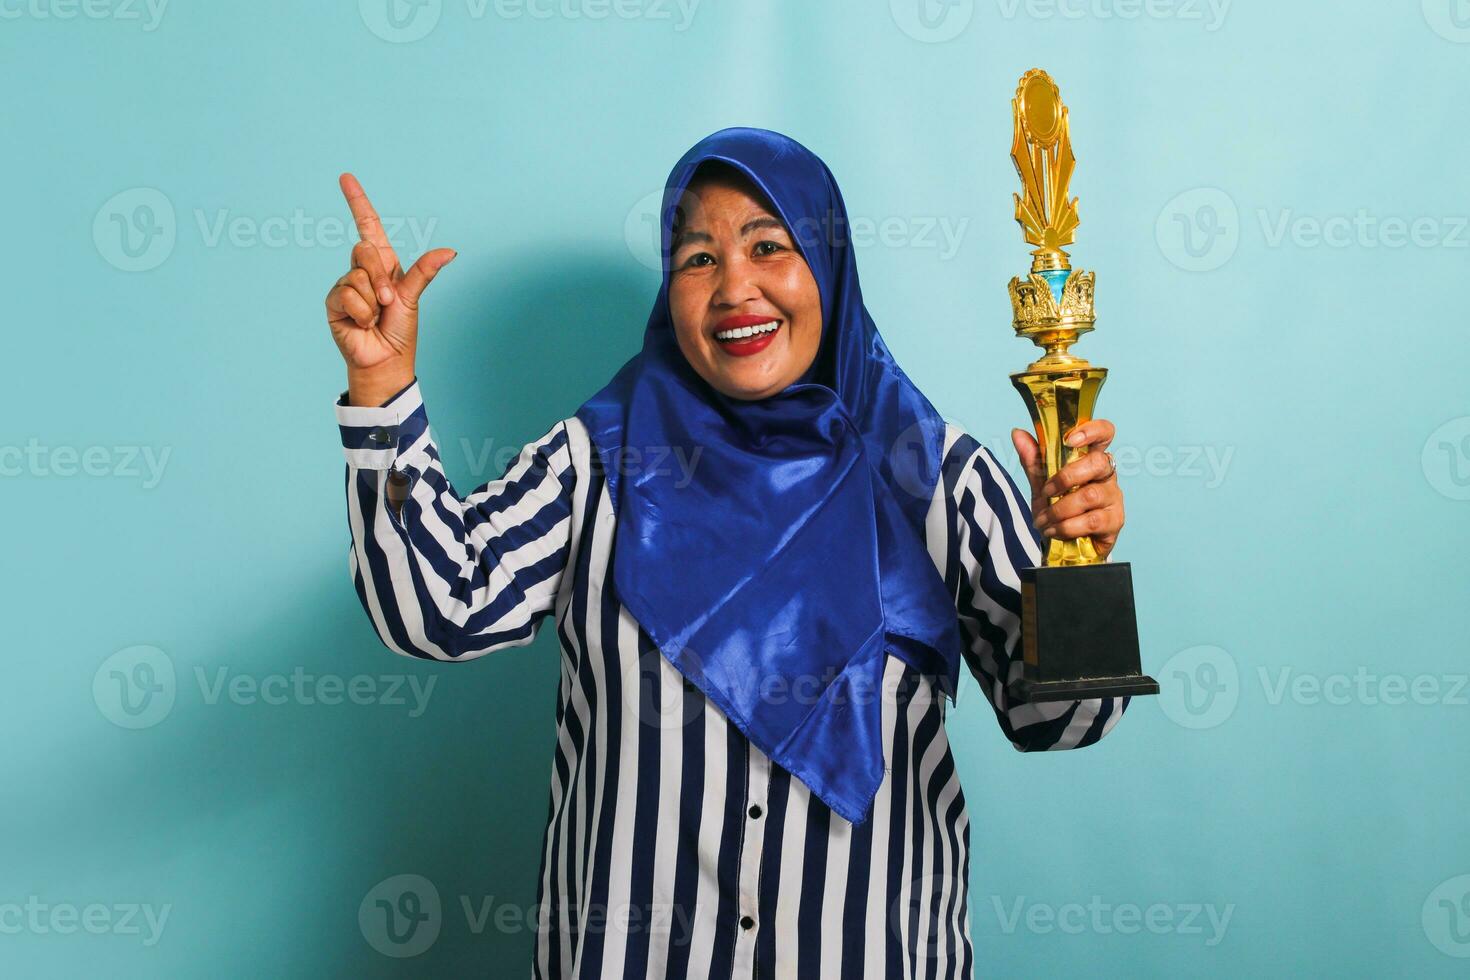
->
xmin=1011 ymin=68 xmax=1078 ymax=273
xmin=1009 ymin=68 xmax=1095 ymax=372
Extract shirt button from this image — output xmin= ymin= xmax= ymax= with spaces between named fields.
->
xmin=748 ymin=804 xmax=762 ymax=819
xmin=739 ymin=915 xmax=755 ymax=931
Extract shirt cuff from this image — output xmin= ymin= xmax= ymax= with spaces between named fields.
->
xmin=334 ymin=377 xmax=426 ymax=470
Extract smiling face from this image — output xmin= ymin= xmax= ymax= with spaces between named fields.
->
xmin=667 ymin=165 xmax=824 ymax=401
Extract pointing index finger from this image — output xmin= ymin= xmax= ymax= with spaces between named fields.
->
xmin=339 ymin=172 xmax=393 ymax=253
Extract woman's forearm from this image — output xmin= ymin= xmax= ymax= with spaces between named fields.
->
xmin=346 ymin=363 xmax=416 ymax=408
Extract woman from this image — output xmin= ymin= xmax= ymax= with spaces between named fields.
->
xmin=326 ymin=128 xmax=1131 ymax=979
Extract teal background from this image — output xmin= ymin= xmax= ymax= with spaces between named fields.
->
xmin=5 ymin=1 xmax=1469 ymax=975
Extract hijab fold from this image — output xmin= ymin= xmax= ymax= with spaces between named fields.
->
xmin=574 ymin=128 xmax=961 ymax=826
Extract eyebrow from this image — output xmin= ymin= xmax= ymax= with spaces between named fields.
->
xmin=672 ymin=215 xmax=787 ymax=252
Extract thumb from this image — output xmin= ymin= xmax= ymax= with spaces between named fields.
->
xmin=396 ymin=248 xmax=457 ymax=310
xmin=1010 ymin=427 xmax=1045 ymax=500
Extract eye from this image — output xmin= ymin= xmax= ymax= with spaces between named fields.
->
xmin=753 ymin=240 xmax=785 ymax=256
xmin=677 ymin=251 xmax=715 ymax=269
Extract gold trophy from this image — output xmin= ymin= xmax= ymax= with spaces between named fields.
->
xmin=1006 ymin=69 xmax=1158 ymax=701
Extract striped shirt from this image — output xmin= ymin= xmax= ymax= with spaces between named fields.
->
xmin=335 ymin=380 xmax=1130 ymax=979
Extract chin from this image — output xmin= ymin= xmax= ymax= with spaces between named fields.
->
xmin=712 ymin=366 xmax=789 ymax=401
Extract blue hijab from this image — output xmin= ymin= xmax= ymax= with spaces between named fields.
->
xmin=575 ymin=127 xmax=962 ymax=826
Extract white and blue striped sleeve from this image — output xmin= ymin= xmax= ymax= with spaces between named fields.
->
xmin=334 ymin=379 xmax=576 ymax=662
xmin=944 ymin=433 xmax=1130 ymax=751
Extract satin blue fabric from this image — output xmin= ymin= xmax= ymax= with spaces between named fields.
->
xmin=574 ymin=128 xmax=962 ymax=825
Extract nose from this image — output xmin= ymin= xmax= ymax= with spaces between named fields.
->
xmin=711 ymin=253 xmax=760 ymax=309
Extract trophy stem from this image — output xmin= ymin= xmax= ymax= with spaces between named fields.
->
xmin=1011 ymin=365 xmax=1108 ymax=567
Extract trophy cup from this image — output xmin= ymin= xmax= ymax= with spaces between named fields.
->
xmin=1005 ymin=69 xmax=1159 ymax=701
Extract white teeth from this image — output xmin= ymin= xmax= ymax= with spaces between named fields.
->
xmin=715 ymin=320 xmax=779 ymax=341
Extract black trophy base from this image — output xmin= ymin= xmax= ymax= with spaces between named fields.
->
xmin=1017 ymin=561 xmax=1159 ymax=703
xmin=1015 ymin=675 xmax=1162 ymax=701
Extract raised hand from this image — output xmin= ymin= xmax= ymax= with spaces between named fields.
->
xmin=1011 ymin=419 xmax=1125 ymax=560
xmin=325 ymin=173 xmax=457 ymax=405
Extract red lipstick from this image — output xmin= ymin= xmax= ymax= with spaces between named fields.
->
xmin=712 ymin=315 xmax=782 ymax=357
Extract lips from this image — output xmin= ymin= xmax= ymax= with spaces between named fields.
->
xmin=713 ymin=317 xmax=781 ymax=357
